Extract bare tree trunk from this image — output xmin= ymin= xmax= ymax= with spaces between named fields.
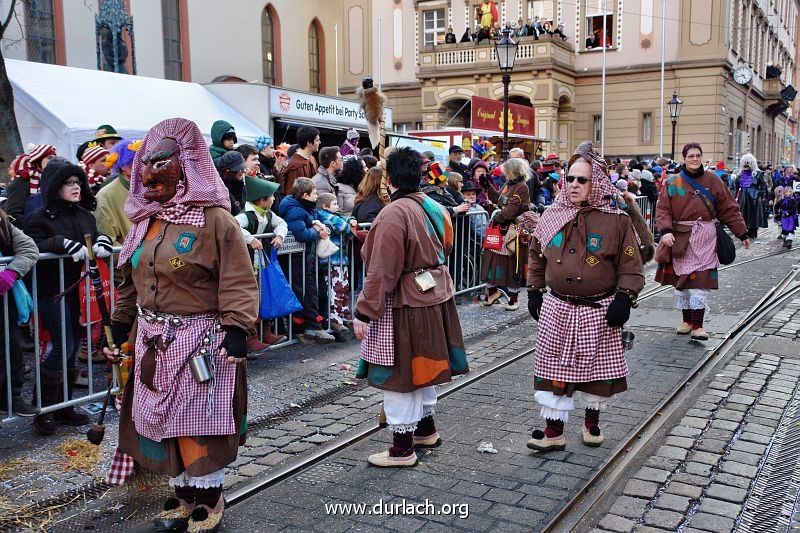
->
xmin=0 ymin=46 xmax=23 ymax=165
xmin=0 ymin=0 xmax=22 ymax=165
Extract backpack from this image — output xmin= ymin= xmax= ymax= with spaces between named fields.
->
xmin=245 ymin=209 xmax=272 ymax=236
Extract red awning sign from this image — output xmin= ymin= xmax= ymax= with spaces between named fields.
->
xmin=470 ymin=96 xmax=535 ymax=137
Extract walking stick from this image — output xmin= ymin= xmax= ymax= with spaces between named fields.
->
xmin=82 ymin=234 xmax=119 ymax=445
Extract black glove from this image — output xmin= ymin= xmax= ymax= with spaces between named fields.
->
xmin=110 ymin=321 xmax=133 ymax=349
xmin=478 ymin=173 xmax=491 ymax=190
xmin=605 ymin=291 xmax=633 ymax=327
xmin=527 ymin=290 xmax=544 ymax=320
xmin=220 ymin=325 xmax=248 ymax=359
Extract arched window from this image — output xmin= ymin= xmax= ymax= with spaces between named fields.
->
xmin=162 ymin=0 xmax=184 ymax=80
xmin=25 ymin=0 xmax=57 ymax=64
xmin=308 ymin=19 xmax=325 ymax=93
xmin=261 ymin=5 xmax=279 ymax=84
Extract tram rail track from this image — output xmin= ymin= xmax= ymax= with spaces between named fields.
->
xmin=541 ymin=266 xmax=800 ymax=532
xmin=6 ymin=245 xmax=796 ymax=531
xmin=224 ymin=248 xmax=800 ymax=510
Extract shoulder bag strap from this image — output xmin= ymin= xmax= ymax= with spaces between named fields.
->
xmin=679 ymin=170 xmax=717 ymax=220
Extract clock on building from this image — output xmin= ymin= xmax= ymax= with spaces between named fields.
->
xmin=733 ymin=66 xmax=753 ymax=85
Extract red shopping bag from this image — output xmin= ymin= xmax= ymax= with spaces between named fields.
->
xmin=482 ymin=223 xmax=503 ymax=252
xmin=79 ymin=260 xmax=112 ymax=326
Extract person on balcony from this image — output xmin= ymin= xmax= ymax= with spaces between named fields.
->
xmin=460 ymin=27 xmax=475 ymax=42
xmin=445 ymin=27 xmax=456 ymax=44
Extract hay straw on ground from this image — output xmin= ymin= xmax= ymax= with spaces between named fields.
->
xmin=0 ymin=457 xmax=34 ymax=482
xmin=0 ymin=493 xmax=83 ymax=532
xmin=54 ymin=438 xmax=102 ymax=473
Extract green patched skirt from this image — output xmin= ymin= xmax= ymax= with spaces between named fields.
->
xmin=357 ymin=299 xmax=468 ymax=393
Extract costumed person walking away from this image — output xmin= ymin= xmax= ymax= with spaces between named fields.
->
xmin=734 ymin=153 xmax=768 ymax=239
xmin=655 ymin=142 xmax=749 ymax=341
xmin=777 ymin=188 xmax=798 ymax=248
xmin=526 ymin=141 xmax=645 ymax=451
xmin=354 ymin=148 xmax=468 ymax=467
xmin=479 ymin=158 xmax=532 ymax=310
xmin=104 ymin=118 xmax=258 ymax=533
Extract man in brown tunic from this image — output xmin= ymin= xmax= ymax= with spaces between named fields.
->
xmin=527 ymin=141 xmax=644 ymax=451
xmin=354 ymin=148 xmax=468 ymax=467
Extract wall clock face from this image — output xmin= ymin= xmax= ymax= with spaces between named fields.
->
xmin=734 ymin=66 xmax=753 ymax=85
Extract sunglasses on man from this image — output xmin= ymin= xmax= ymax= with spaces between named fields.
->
xmin=565 ymin=175 xmax=589 ymax=184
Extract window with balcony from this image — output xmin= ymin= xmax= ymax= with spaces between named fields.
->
xmin=583 ymin=1 xmax=615 ymax=50
xmin=24 ymin=0 xmax=56 ymax=64
xmin=641 ymin=112 xmax=652 ymax=144
xmin=593 ymin=115 xmax=602 ymax=143
xmin=423 ymin=9 xmax=446 ymax=46
xmin=162 ymin=0 xmax=183 ymax=81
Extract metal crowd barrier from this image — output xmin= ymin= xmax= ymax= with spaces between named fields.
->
xmin=0 ymin=209 xmax=489 ymax=423
xmin=634 ymin=195 xmax=658 ymax=235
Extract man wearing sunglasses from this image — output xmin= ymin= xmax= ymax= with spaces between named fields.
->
xmin=525 ymin=141 xmax=645 ymax=452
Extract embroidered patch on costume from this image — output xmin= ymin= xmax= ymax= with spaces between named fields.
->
xmin=548 ymin=231 xmax=564 ymax=248
xmin=624 ymin=245 xmax=635 ymax=257
xmin=174 ymin=232 xmax=196 ymax=254
xmin=586 ymin=233 xmax=602 ymax=252
xmin=169 ymin=256 xmax=186 ymax=269
xmin=586 ymin=255 xmax=600 ymax=267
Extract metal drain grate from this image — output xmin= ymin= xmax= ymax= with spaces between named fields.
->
xmin=736 ymin=378 xmax=800 ymax=532
xmin=294 ymin=462 xmax=355 ymax=485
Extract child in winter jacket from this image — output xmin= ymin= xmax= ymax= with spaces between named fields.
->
xmin=316 ymin=193 xmax=358 ymax=337
xmin=235 ymin=176 xmax=290 ymax=353
xmin=278 ymin=178 xmax=335 ymax=344
xmin=235 ymin=176 xmax=288 ymax=254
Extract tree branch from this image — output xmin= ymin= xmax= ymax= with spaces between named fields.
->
xmin=0 ymin=0 xmax=17 ymax=38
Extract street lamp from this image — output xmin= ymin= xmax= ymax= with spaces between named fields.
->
xmin=668 ymin=91 xmax=683 ymax=159
xmin=495 ymin=29 xmax=518 ymax=161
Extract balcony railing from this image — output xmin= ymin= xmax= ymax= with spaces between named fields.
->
xmin=418 ymin=36 xmax=575 ymax=76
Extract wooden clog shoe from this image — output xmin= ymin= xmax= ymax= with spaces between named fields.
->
xmin=367 ymin=450 xmax=418 ymax=467
xmin=582 ymin=426 xmax=604 ymax=447
xmin=690 ymin=328 xmax=709 ymax=341
xmin=526 ymin=430 xmax=566 ymax=452
xmin=152 ymin=497 xmax=193 ymax=532
xmin=187 ymin=496 xmax=224 ymax=533
xmin=676 ymin=322 xmax=692 ymax=335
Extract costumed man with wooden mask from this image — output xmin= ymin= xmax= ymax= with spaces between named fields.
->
xmin=104 ymin=118 xmax=257 ymax=533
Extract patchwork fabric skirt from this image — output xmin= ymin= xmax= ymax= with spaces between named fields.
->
xmin=480 ymin=246 xmax=528 ymax=289
xmin=534 ymin=292 xmax=628 ymax=399
xmin=654 ymin=263 xmax=720 ymax=290
xmin=357 ymin=299 xmax=468 ymax=393
xmin=116 ymin=358 xmax=248 ymax=480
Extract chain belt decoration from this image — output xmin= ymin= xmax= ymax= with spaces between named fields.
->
xmin=137 ymin=305 xmax=222 ymax=418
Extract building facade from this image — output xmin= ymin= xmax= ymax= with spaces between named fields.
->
xmin=2 ymin=0 xmax=798 ymax=165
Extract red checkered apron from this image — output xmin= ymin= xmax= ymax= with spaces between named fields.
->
xmin=132 ymin=310 xmax=237 ymax=441
xmin=535 ymin=293 xmax=627 ymax=383
xmin=360 ymin=294 xmax=395 ymax=366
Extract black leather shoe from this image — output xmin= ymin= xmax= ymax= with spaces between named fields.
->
xmin=54 ymin=406 xmax=90 ymax=426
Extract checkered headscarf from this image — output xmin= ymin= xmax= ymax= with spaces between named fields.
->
xmin=532 ymin=141 xmax=622 ymax=246
xmin=119 ymin=118 xmax=231 ymax=265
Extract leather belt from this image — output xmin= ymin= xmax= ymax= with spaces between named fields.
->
xmin=550 ymin=289 xmax=615 ymax=308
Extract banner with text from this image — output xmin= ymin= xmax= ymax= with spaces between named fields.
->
xmin=270 ymin=88 xmax=393 ymax=129
xmin=470 ymin=96 xmax=535 ymax=137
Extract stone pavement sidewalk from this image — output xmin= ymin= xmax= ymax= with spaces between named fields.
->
xmin=590 ymin=295 xmax=800 ymax=533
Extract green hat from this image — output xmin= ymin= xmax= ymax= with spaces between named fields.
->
xmin=94 ymin=124 xmax=122 ymax=142
xmin=246 ymin=176 xmax=279 ymax=202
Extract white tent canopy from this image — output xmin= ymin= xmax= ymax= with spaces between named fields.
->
xmin=7 ymin=59 xmax=265 ymax=161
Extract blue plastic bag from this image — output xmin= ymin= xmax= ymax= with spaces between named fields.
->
xmin=10 ymin=279 xmax=33 ymax=325
xmin=258 ymin=248 xmax=303 ymax=320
